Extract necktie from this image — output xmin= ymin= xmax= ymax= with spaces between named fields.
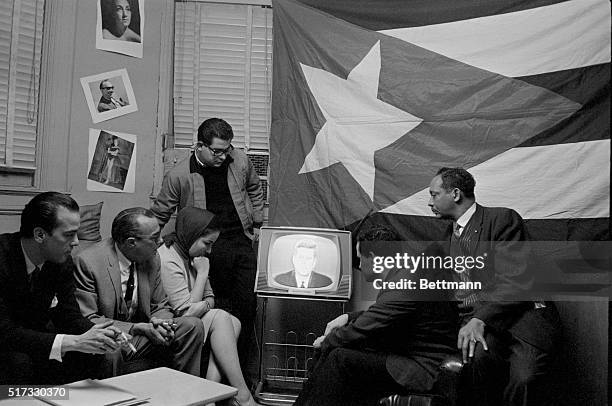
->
xmin=125 ymin=263 xmax=135 ymax=304
xmin=300 ymin=281 xmax=305 ymax=288
xmin=454 ymin=223 xmax=463 ymax=237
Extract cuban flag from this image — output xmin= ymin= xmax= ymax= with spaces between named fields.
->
xmin=268 ymin=0 xmax=610 ymax=242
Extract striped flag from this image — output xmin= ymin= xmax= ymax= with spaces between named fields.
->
xmin=269 ymin=0 xmax=610 ymax=242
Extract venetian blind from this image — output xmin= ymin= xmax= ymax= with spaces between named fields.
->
xmin=174 ymin=2 xmax=272 ymax=151
xmin=0 ymin=0 xmax=44 ymax=170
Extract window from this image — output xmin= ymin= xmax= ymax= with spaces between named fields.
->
xmin=173 ymin=1 xmax=272 ymax=151
xmin=0 ymin=0 xmax=44 ymax=178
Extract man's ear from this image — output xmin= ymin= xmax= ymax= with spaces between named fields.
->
xmin=33 ymin=226 xmax=47 ymax=243
xmin=452 ymin=188 xmax=461 ymax=202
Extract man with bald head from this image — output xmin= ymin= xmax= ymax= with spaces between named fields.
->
xmin=74 ymin=207 xmax=205 ymax=376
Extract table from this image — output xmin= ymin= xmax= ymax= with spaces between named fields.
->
xmin=0 ymin=367 xmax=237 ymax=406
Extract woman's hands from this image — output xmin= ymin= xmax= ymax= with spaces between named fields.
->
xmin=191 ymin=256 xmax=210 ymax=277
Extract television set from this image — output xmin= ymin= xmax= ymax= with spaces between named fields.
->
xmin=255 ymin=226 xmax=352 ymax=301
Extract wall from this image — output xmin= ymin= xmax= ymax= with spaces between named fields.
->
xmin=0 ymin=0 xmax=173 ymax=237
xmin=67 ymin=0 xmax=169 ymax=236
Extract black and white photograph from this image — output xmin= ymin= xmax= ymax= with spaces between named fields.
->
xmin=87 ymin=129 xmax=136 ymax=192
xmin=96 ymin=0 xmax=144 ymax=58
xmin=0 ymin=0 xmax=609 ymax=405
xmin=80 ymin=68 xmax=138 ymax=123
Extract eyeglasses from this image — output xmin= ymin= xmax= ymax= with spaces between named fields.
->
xmin=102 ymin=86 xmax=114 ymax=90
xmin=202 ymin=143 xmax=234 ymax=157
xmin=134 ymin=232 xmax=161 ymax=245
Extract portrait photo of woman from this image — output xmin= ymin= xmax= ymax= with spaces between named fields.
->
xmin=101 ymin=0 xmax=141 ymax=42
xmin=96 ymin=0 xmax=144 ymax=58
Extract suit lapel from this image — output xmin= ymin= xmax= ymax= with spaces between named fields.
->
xmin=9 ymin=234 xmax=30 ymax=293
xmin=463 ymin=204 xmax=485 ymax=255
xmin=106 ymin=244 xmax=128 ymax=318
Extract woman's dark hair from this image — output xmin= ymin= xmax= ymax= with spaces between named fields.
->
xmin=20 ymin=192 xmax=80 ymax=237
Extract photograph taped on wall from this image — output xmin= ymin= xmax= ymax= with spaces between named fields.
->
xmin=87 ymin=128 xmax=137 ymax=193
xmin=80 ymin=68 xmax=138 ymax=123
xmin=96 ymin=0 xmax=144 ymax=58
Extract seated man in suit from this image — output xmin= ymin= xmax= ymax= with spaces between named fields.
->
xmin=74 ymin=207 xmax=205 ymax=376
xmin=294 ymin=226 xmax=458 ymax=406
xmin=0 ymin=192 xmax=127 ymax=384
xmin=274 ymin=238 xmax=332 ymax=288
xmin=428 ymin=167 xmax=561 ymax=406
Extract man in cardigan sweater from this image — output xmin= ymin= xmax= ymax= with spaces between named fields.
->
xmin=151 ymin=118 xmax=264 ymax=371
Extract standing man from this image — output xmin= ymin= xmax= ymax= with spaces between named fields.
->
xmin=97 ymin=79 xmax=127 ymax=112
xmin=151 ymin=118 xmax=264 ymax=370
xmin=428 ymin=167 xmax=560 ymax=406
xmin=0 ymin=192 xmax=125 ymax=384
xmin=74 ymin=207 xmax=205 ymax=376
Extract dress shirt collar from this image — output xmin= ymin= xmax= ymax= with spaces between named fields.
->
xmin=20 ymin=239 xmax=44 ymax=275
xmin=295 ymin=272 xmax=310 ymax=288
xmin=456 ymin=202 xmax=477 ymax=230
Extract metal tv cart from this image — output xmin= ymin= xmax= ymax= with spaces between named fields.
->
xmin=254 ymin=295 xmax=347 ymax=405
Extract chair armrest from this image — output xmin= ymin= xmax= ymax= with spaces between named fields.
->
xmin=379 ymin=355 xmax=464 ymax=406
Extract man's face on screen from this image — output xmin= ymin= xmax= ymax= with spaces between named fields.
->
xmin=293 ymin=247 xmax=316 ymax=277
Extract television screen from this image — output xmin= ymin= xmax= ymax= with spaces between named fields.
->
xmin=255 ymin=226 xmax=352 ymax=301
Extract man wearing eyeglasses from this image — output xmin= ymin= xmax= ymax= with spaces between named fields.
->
xmin=73 ymin=207 xmax=205 ymax=377
xmin=97 ymin=79 xmax=127 ymax=112
xmin=151 ymin=118 xmax=264 ymax=375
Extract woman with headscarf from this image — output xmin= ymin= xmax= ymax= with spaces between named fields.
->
xmin=159 ymin=207 xmax=260 ymax=406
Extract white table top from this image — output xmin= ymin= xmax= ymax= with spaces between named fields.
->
xmin=0 ymin=367 xmax=237 ymax=406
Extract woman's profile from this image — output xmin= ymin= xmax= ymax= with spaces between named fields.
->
xmin=101 ymin=0 xmax=141 ymax=43
xmin=158 ymin=207 xmax=261 ymax=406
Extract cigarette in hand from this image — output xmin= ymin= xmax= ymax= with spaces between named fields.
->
xmin=121 ymin=332 xmax=137 ymax=353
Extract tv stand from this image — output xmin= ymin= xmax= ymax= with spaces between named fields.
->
xmin=254 ymin=295 xmax=346 ymax=406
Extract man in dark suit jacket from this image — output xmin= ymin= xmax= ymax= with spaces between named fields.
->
xmin=274 ymin=238 xmax=333 ymax=288
xmin=74 ymin=207 xmax=205 ymax=377
xmin=274 ymin=270 xmax=332 ymax=288
xmin=0 ymin=192 xmax=125 ymax=384
xmin=428 ymin=167 xmax=561 ymax=406
xmin=294 ymin=226 xmax=458 ymax=406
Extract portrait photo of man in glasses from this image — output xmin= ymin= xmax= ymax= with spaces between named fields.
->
xmin=97 ymin=79 xmax=128 ymax=112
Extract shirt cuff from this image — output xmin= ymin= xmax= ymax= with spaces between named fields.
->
xmin=49 ymin=334 xmax=65 ymax=362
